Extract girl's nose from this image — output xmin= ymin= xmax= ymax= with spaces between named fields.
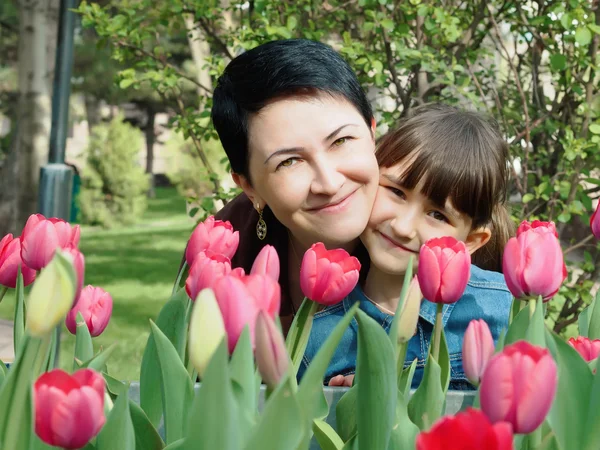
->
xmin=389 ymin=209 xmax=418 ymax=241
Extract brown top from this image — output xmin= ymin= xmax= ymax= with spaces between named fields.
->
xmin=182 ymin=193 xmax=370 ymax=336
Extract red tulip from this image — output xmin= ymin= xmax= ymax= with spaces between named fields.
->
xmin=63 ymin=245 xmax=85 ymax=305
xmin=591 ymin=203 xmax=600 ymax=239
xmin=250 ymin=245 xmax=280 ymax=281
xmin=65 ymin=286 xmax=113 ymax=337
xmin=255 ymin=310 xmax=289 ymax=388
xmin=462 ymin=319 xmax=495 ymax=386
xmin=185 ymin=215 xmax=239 ymax=267
xmin=34 ymin=368 xmax=105 ymax=449
xmin=185 ymin=251 xmax=232 ymax=301
xmin=417 ymin=237 xmax=471 ymax=304
xmin=568 ymin=336 xmax=600 ymax=362
xmin=480 ymin=340 xmax=557 ymax=434
xmin=0 ymin=234 xmax=36 ymax=288
xmin=299 ymin=242 xmax=360 ymax=305
xmin=517 ymin=220 xmax=558 ymax=238
xmin=416 ymin=407 xmax=513 ymax=450
xmin=20 ymin=214 xmax=80 ymax=271
xmin=502 ymin=228 xmax=566 ymax=301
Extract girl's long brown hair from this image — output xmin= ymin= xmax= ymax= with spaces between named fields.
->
xmin=376 ymin=103 xmax=514 ymax=272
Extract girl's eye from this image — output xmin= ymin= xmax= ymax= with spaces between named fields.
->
xmin=429 ymin=210 xmax=449 ymax=223
xmin=386 ymin=186 xmax=406 ymax=199
xmin=276 ymin=158 xmax=299 ymax=170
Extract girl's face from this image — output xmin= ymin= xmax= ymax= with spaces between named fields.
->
xmin=238 ymin=95 xmax=379 ymax=250
xmin=361 ymin=160 xmax=490 ymax=276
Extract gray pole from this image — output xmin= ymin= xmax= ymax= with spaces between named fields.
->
xmin=38 ymin=0 xmax=78 ymax=219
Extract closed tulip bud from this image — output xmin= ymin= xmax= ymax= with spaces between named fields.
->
xmin=462 ymin=319 xmax=495 ymax=386
xmin=0 ymin=234 xmax=36 ymax=288
xmin=568 ymin=336 xmax=600 ymax=362
xmin=27 ymin=250 xmax=77 ymax=337
xmin=417 ymin=237 xmax=471 ymax=304
xmin=502 ymin=228 xmax=566 ymax=301
xmin=251 ymin=245 xmax=280 ymax=281
xmin=65 ymin=286 xmax=113 ymax=337
xmin=34 ymin=368 xmax=105 ymax=449
xmin=63 ymin=245 xmax=85 ymax=304
xmin=188 ymin=288 xmax=226 ymax=377
xmin=416 ymin=408 xmax=514 ymax=450
xmin=300 ymin=242 xmax=361 ymax=305
xmin=185 ymin=216 xmax=239 ymax=267
xmin=255 ymin=310 xmax=289 ymax=389
xmin=591 ymin=202 xmax=600 ymax=239
xmin=20 ymin=214 xmax=80 ymax=271
xmin=517 ymin=220 xmax=558 ymax=238
xmin=185 ymin=251 xmax=232 ymax=301
xmin=396 ymin=276 xmax=422 ymax=343
xmin=480 ymin=340 xmax=557 ymax=434
xmin=241 ymin=273 xmax=281 ymax=318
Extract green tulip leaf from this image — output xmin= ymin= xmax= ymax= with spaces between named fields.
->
xmin=438 ymin=327 xmax=450 ymax=392
xmin=245 ymin=376 xmax=304 ymax=450
xmin=96 ymin=391 xmax=136 ymax=450
xmin=129 ymin=400 xmax=165 ymax=450
xmin=164 ymin=439 xmax=185 ymax=450
xmin=335 ymin=385 xmax=358 ymax=442
xmin=547 ymin=330 xmax=593 ymax=450
xmin=185 ymin=340 xmax=240 ymax=450
xmin=103 ymin=372 xmax=128 ymax=397
xmin=526 ymin=297 xmax=546 ymax=347
xmin=587 ymin=290 xmax=600 ymax=340
xmin=509 ymin=297 xmax=522 ymax=324
xmin=579 ymin=302 xmax=592 ymax=338
xmin=355 ymin=309 xmax=396 ymax=450
xmin=388 ymin=256 xmax=414 ymax=358
xmin=582 ymin=356 xmax=600 ymax=450
xmin=0 ymin=334 xmax=42 ymax=450
xmin=313 ymin=419 xmax=344 ymax=450
xmin=149 ymin=320 xmax=194 ymax=444
xmin=341 ymin=434 xmax=358 ymax=450
xmin=13 ymin=268 xmax=25 ymax=357
xmin=407 ymin=353 xmax=444 ymax=430
xmin=74 ymin=311 xmax=94 ymax=371
xmin=388 ymin=388 xmax=419 ymax=450
xmin=504 ymin=304 xmax=530 ymax=346
xmin=285 ymin=298 xmax=318 ymax=374
xmin=0 ymin=359 xmax=7 ymax=388
xmin=140 ymin=288 xmax=190 ymax=427
xmin=398 ymin=358 xmax=418 ymax=402
xmin=230 ymin=326 xmax=256 ymax=414
xmin=79 ymin=342 xmax=117 ymax=371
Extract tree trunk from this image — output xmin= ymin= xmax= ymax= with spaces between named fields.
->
xmin=184 ymin=14 xmax=213 ymax=95
xmin=145 ymin=107 xmax=156 ymax=198
xmin=84 ymin=94 xmax=101 ymax=133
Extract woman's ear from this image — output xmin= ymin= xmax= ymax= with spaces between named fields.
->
xmin=371 ymin=117 xmax=377 ymax=136
xmin=465 ymin=227 xmax=492 ymax=255
xmin=232 ymin=173 xmax=265 ymax=209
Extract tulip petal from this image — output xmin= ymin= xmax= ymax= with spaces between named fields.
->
xmin=438 ymin=252 xmax=470 ymax=304
xmin=480 ymin=354 xmax=514 ymax=425
xmin=502 ymin=238 xmax=525 ymax=298
xmin=417 ymin=246 xmax=442 ymax=302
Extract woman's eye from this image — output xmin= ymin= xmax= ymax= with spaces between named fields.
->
xmin=276 ymin=158 xmax=299 ymax=170
xmin=332 ymin=137 xmax=348 ymax=147
xmin=429 ymin=211 xmax=449 ymax=223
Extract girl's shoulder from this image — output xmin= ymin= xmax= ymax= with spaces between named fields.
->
xmin=467 ymin=264 xmax=511 ymax=293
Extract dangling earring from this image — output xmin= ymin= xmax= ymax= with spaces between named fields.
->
xmin=256 ymin=203 xmax=267 ymax=240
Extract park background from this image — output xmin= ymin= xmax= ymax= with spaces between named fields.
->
xmin=0 ymin=0 xmax=599 ymax=381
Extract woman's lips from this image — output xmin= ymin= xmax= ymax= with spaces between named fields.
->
xmin=307 ymin=189 xmax=357 ymax=214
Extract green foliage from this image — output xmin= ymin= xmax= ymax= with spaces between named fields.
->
xmin=79 ymin=115 xmax=150 ymax=228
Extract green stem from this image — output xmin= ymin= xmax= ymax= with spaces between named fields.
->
xmin=396 ymin=340 xmax=408 ymax=386
xmin=432 ymin=303 xmax=444 ymax=362
xmin=0 ymin=286 xmax=8 ymax=304
xmin=172 ymin=261 xmax=188 ymax=296
xmin=528 ymin=298 xmax=536 ymax=319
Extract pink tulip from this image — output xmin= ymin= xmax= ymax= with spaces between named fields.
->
xmin=568 ymin=336 xmax=600 ymax=362
xmin=34 ymin=368 xmax=105 ymax=449
xmin=20 ymin=214 xmax=80 ymax=271
xmin=255 ymin=310 xmax=289 ymax=388
xmin=63 ymin=245 xmax=85 ymax=305
xmin=591 ymin=203 xmax=600 ymax=239
xmin=0 ymin=234 xmax=36 ymax=288
xmin=185 ymin=251 xmax=232 ymax=301
xmin=417 ymin=236 xmax=471 ymax=304
xmin=480 ymin=340 xmax=557 ymax=434
xmin=250 ymin=245 xmax=280 ymax=281
xmin=65 ymin=286 xmax=113 ymax=337
xmin=212 ymin=273 xmax=281 ymax=353
xmin=517 ymin=220 xmax=558 ymax=238
xmin=185 ymin=215 xmax=239 ymax=267
xmin=462 ymin=319 xmax=495 ymax=386
xmin=299 ymin=242 xmax=361 ymax=305
xmin=502 ymin=228 xmax=566 ymax=301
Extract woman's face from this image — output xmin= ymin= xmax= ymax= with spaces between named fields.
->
xmin=239 ymin=95 xmax=379 ymax=250
xmin=361 ymin=160 xmax=489 ymax=276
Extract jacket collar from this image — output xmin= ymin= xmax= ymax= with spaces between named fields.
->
xmin=419 ymin=300 xmax=455 ymax=326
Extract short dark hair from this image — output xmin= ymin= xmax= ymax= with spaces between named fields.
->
xmin=376 ymin=103 xmax=514 ymax=272
xmin=211 ymin=39 xmax=373 ymax=178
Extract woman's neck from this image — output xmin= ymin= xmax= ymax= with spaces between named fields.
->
xmin=363 ymin=266 xmax=407 ymax=314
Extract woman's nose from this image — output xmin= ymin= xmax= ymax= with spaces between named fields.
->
xmin=310 ymin=160 xmax=345 ymax=197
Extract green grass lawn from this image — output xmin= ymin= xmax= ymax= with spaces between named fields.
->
xmin=0 ymin=187 xmax=194 ymax=381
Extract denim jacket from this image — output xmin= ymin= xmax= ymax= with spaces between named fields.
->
xmin=298 ymin=265 xmax=512 ymax=390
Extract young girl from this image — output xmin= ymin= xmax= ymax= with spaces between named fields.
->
xmin=298 ymin=103 xmax=514 ymax=390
